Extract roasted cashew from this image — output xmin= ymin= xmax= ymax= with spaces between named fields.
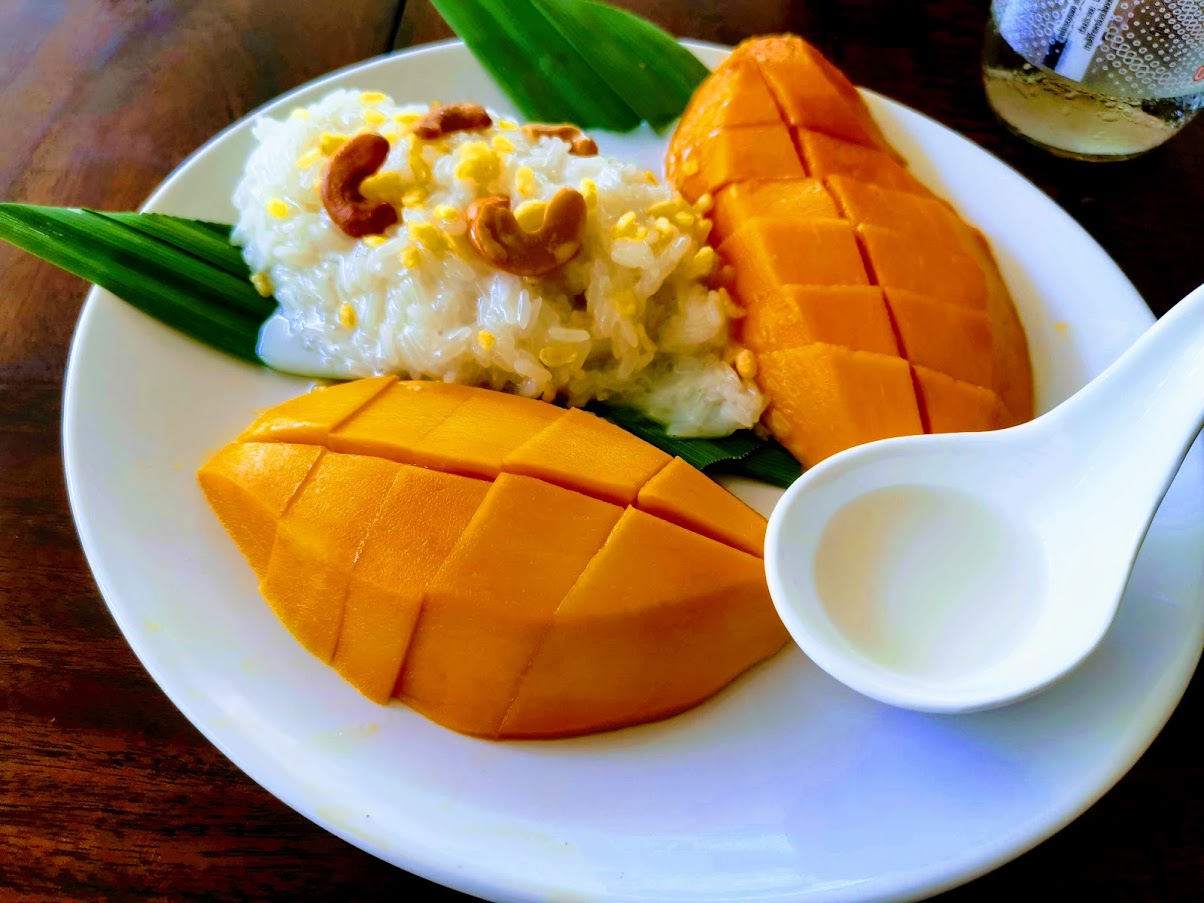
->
xmin=412 ymin=102 xmax=493 ymax=139
xmin=321 ymin=134 xmax=399 ymax=238
xmin=467 ymin=187 xmax=587 ymax=277
xmin=521 ymin=123 xmax=598 ymax=156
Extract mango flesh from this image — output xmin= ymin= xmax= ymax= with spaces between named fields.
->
xmin=739 ymin=35 xmax=895 ymax=152
xmin=197 ymin=442 xmax=323 ymax=578
xmin=500 ymin=508 xmax=785 ymax=738
xmin=636 ymin=456 xmax=766 ymax=558
xmin=797 ymin=130 xmax=932 ymax=197
xmin=720 ymin=217 xmax=869 ymax=301
xmin=711 ymin=179 xmax=839 ymax=245
xmin=674 ymin=123 xmax=806 ymax=203
xmin=503 ymin=407 xmax=670 ymax=506
xmin=333 ymin=466 xmax=489 ymax=703
xmin=740 ymin=285 xmax=899 ymax=356
xmin=259 ymin=450 xmax=401 ymax=662
xmin=758 ymin=345 xmax=923 ymax=465
xmin=665 ymin=56 xmax=792 ymax=190
xmin=667 ymin=34 xmax=1034 ymax=466
xmin=397 ymin=472 xmax=624 ymax=735
xmin=200 ymin=378 xmax=788 ymax=739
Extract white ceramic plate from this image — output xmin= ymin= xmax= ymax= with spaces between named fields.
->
xmin=62 ymin=41 xmax=1203 ymax=902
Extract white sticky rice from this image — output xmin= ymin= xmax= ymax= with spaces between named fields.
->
xmin=233 ymin=89 xmax=763 ymax=436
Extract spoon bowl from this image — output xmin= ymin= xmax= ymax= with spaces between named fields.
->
xmin=765 ymin=283 xmax=1204 ymax=713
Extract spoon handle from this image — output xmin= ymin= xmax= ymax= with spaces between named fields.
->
xmin=1050 ymin=282 xmax=1204 ymax=522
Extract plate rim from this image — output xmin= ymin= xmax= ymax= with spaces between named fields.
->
xmin=59 ymin=38 xmax=1200 ymax=903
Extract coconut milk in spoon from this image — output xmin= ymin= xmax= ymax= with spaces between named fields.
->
xmin=766 ymin=283 xmax=1204 ymax=712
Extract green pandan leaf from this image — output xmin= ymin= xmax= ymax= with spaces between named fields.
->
xmin=431 ymin=0 xmax=642 ymax=130
xmin=0 ymin=202 xmax=802 ymax=486
xmin=588 ymin=403 xmax=800 ymax=488
xmin=529 ymin=0 xmax=708 ymax=130
xmin=0 ymin=204 xmax=269 ymax=361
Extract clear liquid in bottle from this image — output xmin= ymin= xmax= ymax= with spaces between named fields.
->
xmin=983 ymin=0 xmax=1203 ymax=161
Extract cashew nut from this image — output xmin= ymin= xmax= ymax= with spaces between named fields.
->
xmin=521 ymin=124 xmax=598 ymax=156
xmin=321 ymin=134 xmax=399 ymax=238
xmin=467 ymin=187 xmax=587 ymax=277
xmin=412 ymin=102 xmax=493 ymax=139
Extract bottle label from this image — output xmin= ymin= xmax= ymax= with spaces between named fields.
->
xmin=996 ymin=0 xmax=1204 ymax=100
xmin=1037 ymin=0 xmax=1122 ymax=81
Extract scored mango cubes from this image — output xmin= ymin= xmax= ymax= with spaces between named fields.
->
xmin=667 ymin=34 xmax=1034 ymax=466
xmin=200 ymin=378 xmax=788 ymax=739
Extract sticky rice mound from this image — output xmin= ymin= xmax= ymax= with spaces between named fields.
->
xmin=232 ymin=89 xmax=763 ymax=436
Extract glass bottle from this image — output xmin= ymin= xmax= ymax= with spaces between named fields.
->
xmin=983 ymin=0 xmax=1204 ymax=160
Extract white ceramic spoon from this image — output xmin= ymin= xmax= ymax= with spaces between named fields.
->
xmin=764 ymin=283 xmax=1204 ymax=713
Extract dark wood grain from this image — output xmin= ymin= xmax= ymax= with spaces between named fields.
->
xmin=1 ymin=1 xmax=1200 ymax=899
xmin=0 ymin=0 xmax=407 ymax=382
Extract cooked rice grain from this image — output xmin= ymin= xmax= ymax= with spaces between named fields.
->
xmin=233 ymin=90 xmax=764 ymax=436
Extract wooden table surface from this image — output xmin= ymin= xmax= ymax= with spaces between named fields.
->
xmin=1 ymin=1 xmax=1199 ymax=899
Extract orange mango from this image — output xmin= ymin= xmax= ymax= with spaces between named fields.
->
xmin=504 ymin=407 xmax=670 ymax=506
xmin=673 ymin=124 xmax=804 ymax=204
xmin=666 ymin=34 xmax=1034 ymax=464
xmin=199 ymin=381 xmax=785 ymax=739
xmin=719 ymin=217 xmax=869 ymax=303
xmin=913 ymin=366 xmax=1016 ymax=433
xmin=197 ymin=441 xmax=323 ymax=577
xmin=328 ymin=379 xmax=568 ymax=480
xmin=398 ymin=473 xmax=623 ymax=736
xmin=333 ymin=466 xmax=489 ymax=703
xmin=989 ymin=311 xmax=1034 ymax=424
xmin=757 ymin=344 xmax=924 ymax=465
xmin=415 ymin=389 xmax=564 ymax=479
xmin=884 ymin=288 xmax=994 ymax=387
xmin=797 ymin=130 xmax=932 ymax=196
xmin=961 ymin=227 xmax=1036 ymax=421
xmin=239 ymin=375 xmax=394 ymax=444
xmin=742 ymin=34 xmax=893 ymax=151
xmin=826 ymin=175 xmax=968 ymax=252
xmin=260 ymin=451 xmax=400 ymax=662
xmin=742 ymin=285 xmax=899 ymax=355
xmin=635 ymin=456 xmax=766 ymax=557
xmin=327 ymin=379 xmax=474 ymax=465
xmin=500 ymin=508 xmax=786 ymax=738
xmin=857 ymin=224 xmax=989 ymax=308
xmin=711 ymin=179 xmax=839 ymax=245
xmin=666 ymin=56 xmax=783 ymax=187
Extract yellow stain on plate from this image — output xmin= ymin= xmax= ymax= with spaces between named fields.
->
xmin=313 ymin=804 xmax=387 ymax=848
xmin=310 ymin=722 xmax=382 ymax=752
